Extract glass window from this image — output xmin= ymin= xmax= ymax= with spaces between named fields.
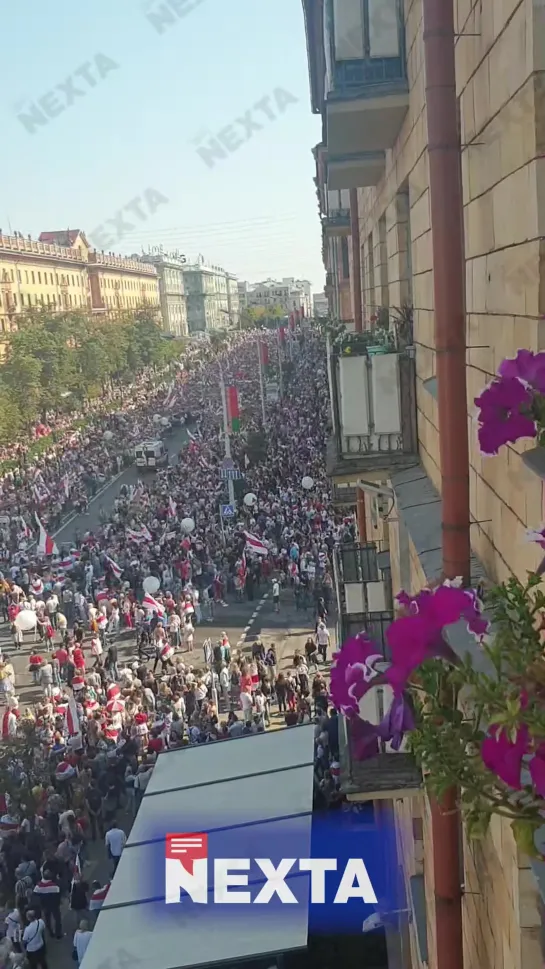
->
xmin=38 ymin=271 xmax=41 ymax=283
xmin=31 ymin=271 xmax=35 ymax=283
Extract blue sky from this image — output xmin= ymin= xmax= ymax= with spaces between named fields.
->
xmin=2 ymin=0 xmax=324 ymax=289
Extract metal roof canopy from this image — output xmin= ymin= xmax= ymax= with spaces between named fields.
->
xmin=81 ymin=725 xmax=316 ymax=969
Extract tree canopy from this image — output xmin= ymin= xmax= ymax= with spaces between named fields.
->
xmin=0 ymin=306 xmax=185 ymax=443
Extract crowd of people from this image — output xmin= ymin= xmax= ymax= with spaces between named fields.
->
xmin=0 ymin=327 xmax=351 ymax=968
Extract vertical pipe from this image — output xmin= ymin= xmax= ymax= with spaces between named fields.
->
xmin=423 ymin=1 xmax=469 ymax=968
xmin=423 ymin=0 xmax=470 ymax=584
xmin=356 ymin=489 xmax=367 ymax=543
xmin=349 ymin=188 xmax=363 ymax=332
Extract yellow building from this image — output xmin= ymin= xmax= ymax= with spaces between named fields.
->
xmin=0 ymin=231 xmax=90 ymax=332
xmin=87 ymin=249 xmax=160 ymax=314
xmin=0 ymin=229 xmax=160 ymax=334
xmin=303 ymin=0 xmax=545 ymax=967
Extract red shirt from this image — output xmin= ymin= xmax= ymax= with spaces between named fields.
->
xmin=73 ymin=648 xmax=85 ymax=670
xmin=54 ymin=648 xmax=68 ymax=666
xmin=148 ymin=736 xmax=164 ymax=755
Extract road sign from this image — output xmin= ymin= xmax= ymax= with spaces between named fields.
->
xmin=221 ymin=504 xmax=235 ymax=518
xmin=220 ymin=468 xmax=242 ymax=480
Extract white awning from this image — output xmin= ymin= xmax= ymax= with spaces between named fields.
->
xmin=82 ymin=725 xmax=316 ymax=969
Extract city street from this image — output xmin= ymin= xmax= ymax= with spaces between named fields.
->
xmin=1 ymin=446 xmax=332 ymax=969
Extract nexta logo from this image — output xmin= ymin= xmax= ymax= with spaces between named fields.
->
xmin=165 ymin=834 xmax=378 ymax=905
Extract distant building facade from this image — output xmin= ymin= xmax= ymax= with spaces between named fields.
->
xmin=240 ymin=277 xmax=312 ymax=317
xmin=313 ymin=292 xmax=329 ymax=317
xmin=183 ymin=260 xmax=238 ymax=334
xmin=139 ymin=253 xmax=187 ymax=336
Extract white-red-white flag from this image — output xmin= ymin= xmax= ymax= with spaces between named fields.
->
xmin=143 ymin=593 xmax=165 ymax=616
xmin=167 ymin=497 xmax=177 ymax=519
xmin=243 ymin=531 xmax=269 ymax=557
xmin=35 ymin=514 xmax=58 ymax=557
xmin=105 ymin=555 xmax=123 ymax=579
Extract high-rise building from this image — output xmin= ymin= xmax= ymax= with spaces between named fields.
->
xmin=183 ymin=259 xmax=238 ymax=334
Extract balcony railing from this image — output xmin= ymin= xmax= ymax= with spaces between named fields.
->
xmin=340 ymin=713 xmax=423 ymax=800
xmin=327 ymin=344 xmax=418 ymax=475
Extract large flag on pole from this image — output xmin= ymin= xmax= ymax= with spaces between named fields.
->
xmin=35 ymin=514 xmax=58 ymax=557
xmin=227 ymin=386 xmax=240 ymax=434
xmin=259 ymin=339 xmax=269 ymax=366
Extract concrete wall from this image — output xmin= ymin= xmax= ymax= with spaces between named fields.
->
xmin=357 ymin=0 xmax=545 ymax=581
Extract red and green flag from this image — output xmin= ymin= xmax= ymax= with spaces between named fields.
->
xmin=278 ymin=326 xmax=286 ymax=345
xmin=259 ymin=340 xmax=269 ymax=366
xmin=227 ymin=385 xmax=240 ymax=433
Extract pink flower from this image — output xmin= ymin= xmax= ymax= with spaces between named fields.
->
xmin=330 ymin=635 xmax=386 ymax=717
xmin=499 ymin=349 xmax=545 ymax=394
xmin=529 ymin=747 xmax=545 ymax=798
xmin=475 ymin=376 xmax=536 ymax=456
xmin=387 ymin=584 xmax=490 ymax=690
xmin=481 ymin=725 xmax=529 ymax=790
xmin=526 ymin=525 xmax=545 ymax=551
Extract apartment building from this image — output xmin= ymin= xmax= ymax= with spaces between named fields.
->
xmin=87 ymin=250 xmax=159 ymax=314
xmin=139 ymin=253 xmax=188 ymax=336
xmin=303 ymin=0 xmax=545 ymax=968
xmin=0 ymin=228 xmax=161 ymax=333
xmin=226 ymin=272 xmax=240 ymax=329
xmin=0 ymin=231 xmax=91 ymax=331
xmin=241 ymin=277 xmax=313 ymax=317
xmin=183 ymin=260 xmax=236 ymax=334
xmin=312 ymin=292 xmax=329 ymax=317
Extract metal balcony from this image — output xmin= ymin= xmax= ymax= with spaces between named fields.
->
xmin=324 ymin=0 xmax=409 ymax=156
xmin=327 ymin=343 xmax=418 ymax=482
xmin=340 ymin=713 xmax=423 ymax=801
xmin=327 ymin=151 xmax=386 ymax=190
xmin=322 ymin=208 xmax=351 ymax=238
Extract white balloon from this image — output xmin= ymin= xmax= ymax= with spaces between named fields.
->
xmin=160 ymin=417 xmax=169 ymax=426
xmin=243 ymin=493 xmax=257 ymax=507
xmin=301 ymin=476 xmax=314 ymax=490
xmin=153 ymin=414 xmax=161 ymax=424
xmin=143 ymin=575 xmax=161 ymax=595
xmin=14 ymin=610 xmax=37 ymax=632
xmin=103 ymin=430 xmax=114 ymax=441
xmin=181 ymin=517 xmax=195 ymax=534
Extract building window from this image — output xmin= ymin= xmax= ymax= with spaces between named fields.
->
xmin=37 ymin=271 xmax=41 ymax=283
xmin=52 ymin=294 xmax=56 ymax=307
xmin=31 ymin=271 xmax=35 ymax=283
xmin=25 ymin=271 xmax=28 ymax=283
xmin=50 ymin=273 xmax=54 ymax=284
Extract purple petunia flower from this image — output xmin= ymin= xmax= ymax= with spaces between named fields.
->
xmin=499 ymin=349 xmax=545 ymax=394
xmin=347 ymin=691 xmax=415 ymax=761
xmin=481 ymin=724 xmax=529 ymax=790
xmin=330 ymin=635 xmax=386 ymax=718
xmin=386 ymin=584 xmax=490 ymax=691
xmin=475 ymin=376 xmax=536 ymax=456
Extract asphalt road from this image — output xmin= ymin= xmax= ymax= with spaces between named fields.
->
xmin=51 ymin=424 xmax=190 ymax=550
xmin=0 ymin=425 xmax=332 ymax=968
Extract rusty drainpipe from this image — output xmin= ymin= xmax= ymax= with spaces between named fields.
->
xmin=349 ymin=188 xmax=367 ymax=542
xmin=423 ymin=0 xmax=470 ymax=966
xmin=349 ymin=188 xmax=363 ymax=333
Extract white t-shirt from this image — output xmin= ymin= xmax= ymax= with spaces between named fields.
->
xmin=73 ymin=929 xmax=93 ymax=963
xmin=240 ymin=691 xmax=253 ymax=712
xmin=272 ymin=581 xmax=280 ymax=597
xmin=23 ymin=918 xmax=46 ymax=952
xmin=317 ymin=626 xmax=329 ymax=646
xmin=105 ymin=827 xmax=126 ymax=857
